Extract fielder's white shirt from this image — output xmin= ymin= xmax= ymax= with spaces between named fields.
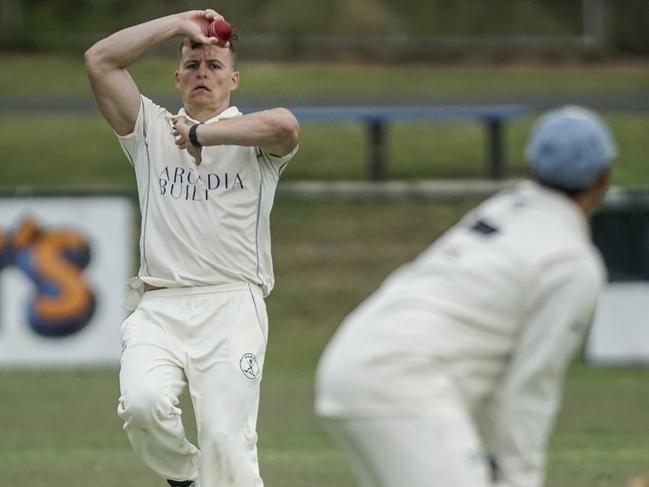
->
xmin=118 ymin=95 xmax=296 ymax=300
xmin=316 ymin=180 xmax=606 ymax=487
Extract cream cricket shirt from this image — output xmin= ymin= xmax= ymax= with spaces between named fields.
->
xmin=316 ymin=180 xmax=606 ymax=486
xmin=118 ymin=96 xmax=296 ymax=299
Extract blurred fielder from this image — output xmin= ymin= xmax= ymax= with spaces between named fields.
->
xmin=85 ymin=9 xmax=299 ymax=487
xmin=315 ymin=107 xmax=616 ymax=487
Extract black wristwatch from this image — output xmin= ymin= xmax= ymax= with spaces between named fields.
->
xmin=189 ymin=123 xmax=203 ymax=148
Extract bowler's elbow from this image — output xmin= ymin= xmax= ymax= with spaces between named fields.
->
xmin=84 ymin=43 xmax=99 ymax=70
xmin=84 ymin=42 xmax=112 ymax=77
xmin=273 ymin=108 xmax=300 ymax=152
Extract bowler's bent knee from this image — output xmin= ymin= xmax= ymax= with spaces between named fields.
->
xmin=118 ymin=387 xmax=180 ymax=431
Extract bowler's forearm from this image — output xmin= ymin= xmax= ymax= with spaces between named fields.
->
xmin=195 ymin=109 xmax=300 ymax=155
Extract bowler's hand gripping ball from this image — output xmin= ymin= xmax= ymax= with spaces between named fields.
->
xmin=207 ymin=19 xmax=233 ymax=43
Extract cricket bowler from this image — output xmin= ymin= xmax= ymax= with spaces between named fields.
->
xmin=85 ymin=8 xmax=299 ymax=487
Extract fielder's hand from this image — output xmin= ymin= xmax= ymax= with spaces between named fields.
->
xmin=171 ymin=115 xmax=202 ymax=165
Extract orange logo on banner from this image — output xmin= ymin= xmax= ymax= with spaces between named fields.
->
xmin=0 ymin=217 xmax=96 ymax=337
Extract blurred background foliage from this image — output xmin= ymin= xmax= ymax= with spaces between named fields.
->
xmin=1 ymin=0 xmax=648 ymax=57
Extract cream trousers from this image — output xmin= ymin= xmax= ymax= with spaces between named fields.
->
xmin=117 ymin=283 xmax=267 ymax=487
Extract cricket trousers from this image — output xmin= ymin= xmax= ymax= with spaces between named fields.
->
xmin=315 ymin=307 xmax=492 ymax=487
xmin=117 ymin=283 xmax=267 ymax=487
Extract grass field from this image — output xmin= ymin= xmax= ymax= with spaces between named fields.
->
xmin=3 ymin=363 xmax=648 ymax=487
xmin=2 ymin=55 xmax=649 ymax=486
xmin=1 ymin=55 xmax=649 ymax=97
xmin=2 ymin=113 xmax=649 ymax=188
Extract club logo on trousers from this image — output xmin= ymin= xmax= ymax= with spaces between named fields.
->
xmin=240 ymin=353 xmax=259 ymax=380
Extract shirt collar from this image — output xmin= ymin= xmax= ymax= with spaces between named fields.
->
xmin=518 ymin=179 xmax=591 ymax=240
xmin=177 ymin=105 xmax=242 ymax=124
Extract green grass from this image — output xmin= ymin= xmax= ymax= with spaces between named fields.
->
xmin=547 ymin=364 xmax=649 ymax=486
xmin=2 ymin=364 xmax=648 ymax=487
xmin=1 ymin=54 xmax=648 ymax=97
xmin=0 ymin=114 xmax=132 ymax=189
xmin=236 ymin=62 xmax=649 ymax=97
xmin=2 ymin=199 xmax=649 ymax=486
xmin=2 ymin=113 xmax=648 ymax=188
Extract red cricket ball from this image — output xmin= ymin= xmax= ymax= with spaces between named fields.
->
xmin=207 ymin=19 xmax=233 ymax=43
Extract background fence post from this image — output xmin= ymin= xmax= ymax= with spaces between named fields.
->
xmin=583 ymin=0 xmax=608 ymax=57
xmin=0 ymin=0 xmax=24 ymax=37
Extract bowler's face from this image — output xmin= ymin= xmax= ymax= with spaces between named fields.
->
xmin=175 ymin=44 xmax=239 ymax=113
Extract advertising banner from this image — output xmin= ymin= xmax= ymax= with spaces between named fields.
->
xmin=0 ymin=196 xmax=133 ymax=367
